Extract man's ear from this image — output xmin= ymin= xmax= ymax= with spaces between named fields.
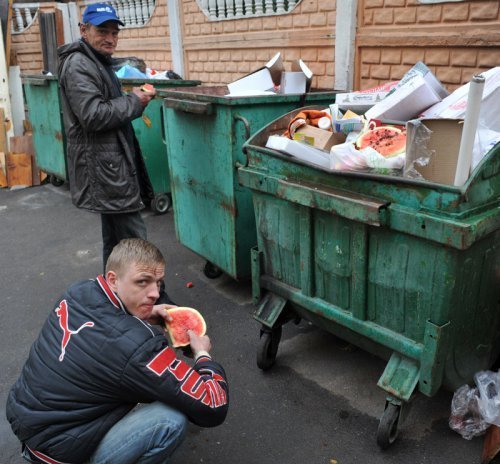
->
xmin=106 ymin=270 xmax=118 ymax=292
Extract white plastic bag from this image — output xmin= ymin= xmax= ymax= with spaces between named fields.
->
xmin=449 ymin=384 xmax=490 ymax=440
xmin=330 ymin=142 xmax=405 ymax=173
xmin=475 ymin=370 xmax=500 ymax=426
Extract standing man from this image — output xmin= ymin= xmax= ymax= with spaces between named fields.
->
xmin=6 ymin=238 xmax=229 ymax=463
xmin=58 ymin=3 xmax=156 ymax=270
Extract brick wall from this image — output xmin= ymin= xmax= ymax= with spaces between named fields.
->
xmin=10 ymin=0 xmax=500 ymax=92
xmin=182 ymin=0 xmax=336 ymax=89
xmin=358 ymin=0 xmax=500 ymax=92
xmin=10 ymin=4 xmax=53 ymax=73
xmin=10 ymin=0 xmax=171 ymax=74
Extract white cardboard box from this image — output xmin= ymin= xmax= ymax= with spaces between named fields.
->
xmin=365 ymin=75 xmax=442 ymax=122
xmin=335 ymin=91 xmax=389 ymax=112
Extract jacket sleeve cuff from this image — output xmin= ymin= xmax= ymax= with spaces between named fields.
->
xmin=194 ymin=351 xmax=212 ymax=362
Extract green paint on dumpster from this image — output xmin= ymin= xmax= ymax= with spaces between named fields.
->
xmin=161 ymin=87 xmax=338 ymax=280
xmin=239 ymin=107 xmax=500 ymax=403
xmin=23 ymin=76 xmax=67 ymax=181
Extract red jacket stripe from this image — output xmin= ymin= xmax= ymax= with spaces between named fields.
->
xmin=146 ymin=347 xmax=177 ymax=376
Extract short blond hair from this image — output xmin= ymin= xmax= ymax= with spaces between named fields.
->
xmin=105 ymin=238 xmax=165 ymax=275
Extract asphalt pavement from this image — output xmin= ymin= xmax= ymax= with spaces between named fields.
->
xmin=0 ymin=184 xmax=484 ymax=464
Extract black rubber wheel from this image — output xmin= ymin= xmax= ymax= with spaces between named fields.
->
xmin=377 ymin=402 xmax=401 ymax=449
xmin=203 ymin=261 xmax=223 ymax=279
xmin=151 ymin=193 xmax=171 ymax=214
xmin=256 ymin=327 xmax=282 ymax=371
xmin=50 ymin=175 xmax=64 ymax=187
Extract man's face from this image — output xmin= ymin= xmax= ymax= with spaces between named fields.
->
xmin=81 ymin=21 xmax=119 ymax=57
xmin=107 ymin=262 xmax=165 ymax=319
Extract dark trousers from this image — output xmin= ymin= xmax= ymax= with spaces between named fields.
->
xmin=101 ymin=211 xmax=147 ymax=272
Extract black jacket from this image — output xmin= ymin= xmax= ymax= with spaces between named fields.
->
xmin=57 ymin=40 xmax=154 ymax=213
xmin=6 ymin=276 xmax=229 ymax=463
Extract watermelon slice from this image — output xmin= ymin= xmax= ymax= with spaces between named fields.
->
xmin=165 ymin=307 xmax=207 ymax=347
xmin=140 ymin=83 xmax=155 ymax=94
xmin=356 ymin=126 xmax=406 ymax=158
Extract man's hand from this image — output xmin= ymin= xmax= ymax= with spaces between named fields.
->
xmin=147 ymin=304 xmax=176 ymax=326
xmin=188 ymin=330 xmax=212 ymax=358
xmin=131 ymin=86 xmax=156 ymax=107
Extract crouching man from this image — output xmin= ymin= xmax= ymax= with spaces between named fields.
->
xmin=6 ymin=238 xmax=229 ymax=464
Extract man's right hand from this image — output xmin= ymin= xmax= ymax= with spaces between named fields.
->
xmin=188 ymin=330 xmax=212 ymax=358
xmin=131 ymin=86 xmax=156 ymax=107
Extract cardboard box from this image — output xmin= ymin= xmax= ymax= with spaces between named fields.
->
xmin=421 ymin=66 xmax=500 ymax=132
xmin=365 ymin=75 xmax=442 ymax=122
xmin=227 ymin=53 xmax=314 ymax=96
xmin=280 ymin=72 xmax=306 ymax=94
xmin=406 ymin=119 xmax=463 ymax=185
xmin=293 ymin=125 xmax=344 ymax=151
xmin=335 ymin=91 xmax=389 ymax=112
xmin=227 ymin=52 xmax=283 ymax=96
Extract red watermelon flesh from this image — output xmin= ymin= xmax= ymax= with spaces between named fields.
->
xmin=356 ymin=126 xmax=406 ymax=158
xmin=165 ymin=307 xmax=207 ymax=347
xmin=140 ymin=83 xmax=155 ymax=93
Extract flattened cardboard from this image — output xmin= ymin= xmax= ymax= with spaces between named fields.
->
xmin=409 ymin=119 xmax=463 ymax=185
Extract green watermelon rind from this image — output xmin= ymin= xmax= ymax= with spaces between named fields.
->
xmin=165 ymin=307 xmax=207 ymax=347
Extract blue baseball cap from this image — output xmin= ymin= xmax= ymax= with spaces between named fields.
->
xmin=82 ymin=3 xmax=125 ymax=26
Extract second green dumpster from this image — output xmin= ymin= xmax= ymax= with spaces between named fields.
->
xmin=161 ymin=86 xmax=338 ymax=280
xmin=238 ymin=107 xmax=500 ymax=448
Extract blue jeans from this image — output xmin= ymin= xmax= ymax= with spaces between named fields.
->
xmin=101 ymin=212 xmax=147 ymax=271
xmin=88 ymin=402 xmax=187 ymax=464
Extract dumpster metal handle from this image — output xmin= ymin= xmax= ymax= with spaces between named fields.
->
xmin=277 ymin=178 xmax=389 ymax=226
xmin=233 ymin=114 xmax=251 ymax=168
xmin=163 ymin=97 xmax=213 ymax=115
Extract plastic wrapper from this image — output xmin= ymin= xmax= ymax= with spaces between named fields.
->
xmin=449 ymin=384 xmax=490 ymax=440
xmin=475 ymin=370 xmax=500 ymax=426
xmin=403 ymin=119 xmax=433 ymax=179
xmin=330 ymin=142 xmax=405 ymax=174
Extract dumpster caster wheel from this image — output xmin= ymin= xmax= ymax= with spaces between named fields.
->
xmin=50 ymin=175 xmax=64 ymax=187
xmin=204 ymin=261 xmax=223 ymax=279
xmin=151 ymin=193 xmax=171 ymax=215
xmin=377 ymin=402 xmax=401 ymax=450
xmin=257 ymin=327 xmax=282 ymax=371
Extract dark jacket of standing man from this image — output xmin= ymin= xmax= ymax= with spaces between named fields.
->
xmin=57 ymin=3 xmax=155 ymax=268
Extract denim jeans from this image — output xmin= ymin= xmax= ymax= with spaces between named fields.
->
xmin=88 ymin=402 xmax=187 ymax=464
xmin=101 ymin=212 xmax=147 ymax=271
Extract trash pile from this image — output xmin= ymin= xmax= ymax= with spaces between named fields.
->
xmin=450 ymin=369 xmax=500 ymax=440
xmin=112 ymin=56 xmax=183 ymax=80
xmin=264 ymin=61 xmax=500 ymax=186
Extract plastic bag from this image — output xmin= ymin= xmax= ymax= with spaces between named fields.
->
xmin=115 ymin=64 xmax=148 ymax=79
xmin=449 ymin=384 xmax=490 ymax=440
xmin=330 ymin=142 xmax=405 ymax=174
xmin=475 ymin=370 xmax=500 ymax=426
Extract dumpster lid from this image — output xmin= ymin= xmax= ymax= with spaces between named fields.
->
xmin=119 ymin=78 xmax=201 ymax=86
xmin=158 ymin=86 xmax=338 ymax=106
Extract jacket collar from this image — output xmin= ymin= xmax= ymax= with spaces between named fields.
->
xmin=96 ymin=275 xmax=127 ymax=314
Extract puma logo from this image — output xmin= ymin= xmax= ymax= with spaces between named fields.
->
xmin=55 ymin=300 xmax=95 ymax=361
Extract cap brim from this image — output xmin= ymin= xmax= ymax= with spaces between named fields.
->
xmin=88 ymin=16 xmax=125 ymax=27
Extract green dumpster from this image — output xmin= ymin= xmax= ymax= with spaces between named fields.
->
xmin=238 ymin=108 xmax=500 ymax=448
xmin=22 ymin=75 xmax=200 ymax=213
xmin=161 ymin=87 xmax=338 ymax=280
xmin=23 ymin=75 xmax=67 ymax=186
xmin=120 ymin=78 xmax=201 ymax=212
